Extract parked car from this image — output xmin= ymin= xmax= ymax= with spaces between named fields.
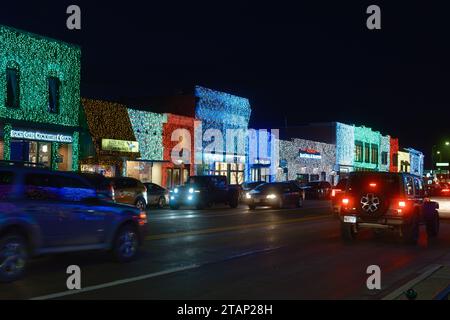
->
xmin=0 ymin=166 xmax=147 ymax=282
xmin=79 ymin=172 xmax=114 ymax=201
xmin=143 ymin=182 xmax=169 ymax=208
xmin=245 ymin=181 xmax=304 ymax=210
xmin=169 ymin=175 xmax=240 ymax=210
xmin=303 ymin=181 xmax=332 ymax=200
xmin=331 ymin=178 xmax=348 ymax=214
xmin=339 ymin=172 xmax=439 ymax=244
xmin=108 ymin=177 xmax=148 ymax=210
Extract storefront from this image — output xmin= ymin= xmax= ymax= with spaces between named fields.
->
xmin=194 ymin=86 xmax=252 ymax=184
xmin=162 ymin=113 xmax=195 ymax=188
xmin=278 ymin=138 xmax=336 ymax=184
xmin=2 ymin=127 xmax=77 ymax=170
xmin=126 ymin=108 xmax=168 ymax=185
xmin=0 ymin=25 xmax=81 ymax=170
xmin=80 ymin=99 xmax=140 ymax=176
xmin=246 ymin=129 xmax=278 ymax=183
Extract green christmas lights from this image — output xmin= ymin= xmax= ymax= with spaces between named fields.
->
xmin=0 ymin=25 xmax=81 ymax=126
xmin=72 ymin=131 xmax=79 ymax=171
xmin=127 ymin=108 xmax=167 ymax=161
xmin=354 ymin=126 xmax=381 ymax=170
xmin=3 ymin=123 xmax=11 ymax=160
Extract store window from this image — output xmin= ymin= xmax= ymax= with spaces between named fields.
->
xmin=393 ymin=153 xmax=399 ymax=167
xmin=48 ymin=77 xmax=60 ymax=114
xmin=355 ymin=141 xmax=363 ymax=162
xmin=381 ymin=152 xmax=388 ymax=165
xmin=0 ymin=141 xmax=3 ymax=160
xmin=371 ymin=144 xmax=378 ymax=165
xmin=126 ymin=161 xmax=152 ymax=183
xmin=6 ymin=68 xmax=20 ymax=108
xmin=10 ymin=140 xmax=52 ymax=167
xmin=310 ymin=174 xmax=320 ymax=182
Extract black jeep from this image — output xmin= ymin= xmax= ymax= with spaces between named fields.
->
xmin=339 ymin=172 xmax=439 ymax=244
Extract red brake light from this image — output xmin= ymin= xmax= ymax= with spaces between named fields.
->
xmin=398 ymin=201 xmax=406 ymax=208
xmin=442 ymin=189 xmax=450 ymax=193
xmin=369 ymin=183 xmax=377 ymax=188
xmin=342 ymin=198 xmax=350 ymax=205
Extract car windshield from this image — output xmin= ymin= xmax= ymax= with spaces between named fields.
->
xmin=348 ymin=173 xmax=400 ymax=194
xmin=253 ymin=183 xmax=284 ymax=193
xmin=306 ymin=182 xmax=321 ymax=187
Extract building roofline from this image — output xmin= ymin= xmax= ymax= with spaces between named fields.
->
xmin=0 ymin=24 xmax=81 ymax=50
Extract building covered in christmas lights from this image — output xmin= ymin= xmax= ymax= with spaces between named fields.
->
xmin=277 ymin=138 xmax=336 ymax=184
xmin=0 ymin=25 xmax=81 ymax=171
xmin=246 ymin=129 xmax=279 ymax=183
xmin=80 ymin=99 xmax=140 ymax=177
xmin=162 ymin=113 xmax=196 ymax=188
xmin=194 ymin=86 xmax=252 ymax=185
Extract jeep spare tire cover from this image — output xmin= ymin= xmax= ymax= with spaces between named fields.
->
xmin=358 ymin=192 xmax=389 ymax=218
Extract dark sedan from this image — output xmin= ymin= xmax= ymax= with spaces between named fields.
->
xmin=303 ymin=181 xmax=332 ymax=200
xmin=245 ymin=182 xmax=304 ymax=210
xmin=143 ymin=182 xmax=169 ymax=208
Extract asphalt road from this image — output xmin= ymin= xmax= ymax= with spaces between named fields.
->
xmin=2 ymin=200 xmax=450 ymax=300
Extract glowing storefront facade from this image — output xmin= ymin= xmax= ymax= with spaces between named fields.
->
xmin=278 ymin=138 xmax=336 ymax=184
xmin=194 ymin=86 xmax=251 ymax=185
xmin=0 ymin=25 xmax=81 ymax=171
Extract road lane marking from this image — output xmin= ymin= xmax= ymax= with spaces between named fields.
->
xmin=149 ymin=205 xmax=332 ymax=220
xmin=29 ymin=246 xmax=283 ymax=300
xmin=30 ymin=264 xmax=200 ymax=300
xmin=146 ymin=214 xmax=332 ymax=241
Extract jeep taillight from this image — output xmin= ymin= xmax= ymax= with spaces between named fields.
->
xmin=342 ymin=197 xmax=350 ymax=205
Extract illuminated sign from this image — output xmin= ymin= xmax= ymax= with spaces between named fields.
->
xmin=436 ymin=163 xmax=450 ymax=167
xmin=10 ymin=130 xmax=73 ymax=143
xmin=101 ymin=139 xmax=139 ymax=153
xmin=299 ymin=148 xmax=322 ymax=160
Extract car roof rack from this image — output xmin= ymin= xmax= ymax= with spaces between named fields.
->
xmin=0 ymin=160 xmax=49 ymax=169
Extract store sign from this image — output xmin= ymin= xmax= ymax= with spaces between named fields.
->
xmin=101 ymin=139 xmax=139 ymax=153
xmin=299 ymin=148 xmax=322 ymax=160
xmin=10 ymin=130 xmax=73 ymax=143
xmin=436 ymin=163 xmax=450 ymax=167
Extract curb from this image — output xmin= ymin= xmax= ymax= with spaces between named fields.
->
xmin=382 ymin=264 xmax=443 ymax=300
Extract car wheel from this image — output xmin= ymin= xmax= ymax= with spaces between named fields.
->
xmin=248 ymin=204 xmax=256 ymax=210
xmin=340 ymin=222 xmax=357 ymax=242
xmin=426 ymin=213 xmax=440 ymax=238
xmin=229 ymin=197 xmax=239 ymax=209
xmin=112 ymin=225 xmax=139 ymax=263
xmin=0 ymin=233 xmax=29 ymax=283
xmin=135 ymin=198 xmax=147 ymax=211
xmin=157 ymin=196 xmax=166 ymax=208
xmin=169 ymin=204 xmax=180 ymax=210
xmin=401 ymin=214 xmax=419 ymax=245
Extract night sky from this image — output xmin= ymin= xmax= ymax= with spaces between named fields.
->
xmin=1 ymin=1 xmax=449 ymax=167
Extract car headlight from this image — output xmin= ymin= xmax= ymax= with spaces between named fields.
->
xmin=189 ymin=188 xmax=194 ymax=194
xmin=266 ymin=194 xmax=277 ymax=200
xmin=174 ymin=188 xmax=179 ymax=194
xmin=245 ymin=193 xmax=252 ymax=199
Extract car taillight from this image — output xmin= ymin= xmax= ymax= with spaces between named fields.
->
xmin=138 ymin=212 xmax=147 ymax=225
xmin=342 ymin=198 xmax=350 ymax=205
xmin=442 ymin=189 xmax=450 ymax=193
xmin=398 ymin=201 xmax=406 ymax=208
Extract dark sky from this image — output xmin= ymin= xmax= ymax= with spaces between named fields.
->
xmin=1 ymin=1 xmax=449 ymax=167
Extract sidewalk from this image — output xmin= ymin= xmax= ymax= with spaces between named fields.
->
xmin=384 ymin=252 xmax=450 ymax=300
